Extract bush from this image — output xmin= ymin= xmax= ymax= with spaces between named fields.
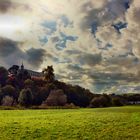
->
xmin=90 ymin=96 xmax=109 ymax=108
xmin=32 ymin=85 xmax=52 ymax=105
xmin=64 ymin=103 xmax=79 ymax=109
xmin=42 ymin=89 xmax=67 ymax=106
xmin=65 ymin=86 xmax=90 ymax=107
xmin=1 ymin=96 xmax=14 ymax=106
xmin=112 ymin=97 xmax=124 ymax=106
xmin=18 ymin=88 xmax=33 ymax=107
xmin=0 ymin=88 xmax=3 ymax=104
xmin=2 ymin=85 xmax=17 ymax=99
xmin=0 ymin=106 xmax=17 ymax=110
xmin=0 ymin=67 xmax=8 ymax=86
xmin=24 ymin=79 xmax=34 ymax=89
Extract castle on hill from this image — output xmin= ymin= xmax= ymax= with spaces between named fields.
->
xmin=8 ymin=63 xmax=43 ymax=79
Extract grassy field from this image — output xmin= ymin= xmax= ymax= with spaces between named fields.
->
xmin=0 ymin=106 xmax=140 ymax=140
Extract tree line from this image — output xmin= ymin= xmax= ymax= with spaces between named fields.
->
xmin=0 ymin=66 xmax=140 ymax=108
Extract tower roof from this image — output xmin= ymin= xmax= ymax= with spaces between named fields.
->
xmin=21 ymin=61 xmax=24 ymax=70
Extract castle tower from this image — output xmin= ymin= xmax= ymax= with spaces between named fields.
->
xmin=21 ymin=62 xmax=24 ymax=71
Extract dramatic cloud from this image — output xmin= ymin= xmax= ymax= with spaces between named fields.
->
xmin=26 ymin=48 xmax=46 ymax=67
xmin=0 ymin=37 xmax=20 ymax=57
xmin=0 ymin=37 xmax=24 ymax=67
xmin=0 ymin=37 xmax=46 ymax=70
xmin=0 ymin=0 xmax=140 ymax=93
xmin=0 ymin=0 xmax=30 ymax=13
xmin=80 ymin=0 xmax=132 ymax=33
xmin=76 ymin=53 xmax=102 ymax=66
xmin=0 ymin=0 xmax=13 ymax=13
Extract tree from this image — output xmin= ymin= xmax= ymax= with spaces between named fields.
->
xmin=43 ymin=89 xmax=67 ymax=106
xmin=90 ymin=97 xmax=101 ymax=108
xmin=112 ymin=97 xmax=123 ymax=106
xmin=8 ymin=65 xmax=19 ymax=75
xmin=33 ymin=86 xmax=49 ymax=105
xmin=42 ymin=66 xmax=55 ymax=83
xmin=65 ymin=85 xmax=90 ymax=107
xmin=18 ymin=88 xmax=33 ymax=107
xmin=1 ymin=96 xmax=14 ymax=106
xmin=33 ymin=83 xmax=56 ymax=105
xmin=2 ymin=85 xmax=17 ymax=99
xmin=102 ymin=94 xmax=112 ymax=107
xmin=0 ymin=87 xmax=3 ymax=104
xmin=24 ymin=79 xmax=34 ymax=89
xmin=0 ymin=67 xmax=8 ymax=86
xmin=90 ymin=96 xmax=109 ymax=108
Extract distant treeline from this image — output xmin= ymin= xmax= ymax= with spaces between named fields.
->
xmin=0 ymin=66 xmax=140 ymax=109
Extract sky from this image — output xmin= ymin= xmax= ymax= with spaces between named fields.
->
xmin=0 ymin=0 xmax=140 ymax=93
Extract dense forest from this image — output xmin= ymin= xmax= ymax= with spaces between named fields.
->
xmin=0 ymin=65 xmax=140 ymax=108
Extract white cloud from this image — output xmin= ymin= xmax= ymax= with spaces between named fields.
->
xmin=1 ymin=0 xmax=140 ymax=93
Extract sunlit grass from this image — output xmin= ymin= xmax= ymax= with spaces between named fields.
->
xmin=0 ymin=106 xmax=140 ymax=140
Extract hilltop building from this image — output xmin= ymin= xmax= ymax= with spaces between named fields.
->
xmin=8 ymin=63 xmax=43 ymax=79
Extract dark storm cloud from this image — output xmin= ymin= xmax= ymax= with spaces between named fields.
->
xmin=106 ymin=55 xmax=137 ymax=68
xmin=0 ymin=37 xmax=20 ymax=57
xmin=80 ymin=0 xmax=132 ymax=34
xmin=0 ymin=37 xmax=25 ymax=67
xmin=0 ymin=0 xmax=13 ymax=13
xmin=65 ymin=50 xmax=82 ymax=55
xmin=0 ymin=0 xmax=32 ymax=13
xmin=26 ymin=48 xmax=46 ymax=67
xmin=0 ymin=37 xmax=46 ymax=69
xmin=67 ymin=64 xmax=83 ymax=72
xmin=89 ymin=72 xmax=139 ymax=83
xmin=76 ymin=53 xmax=102 ymax=66
xmin=51 ymin=36 xmax=60 ymax=43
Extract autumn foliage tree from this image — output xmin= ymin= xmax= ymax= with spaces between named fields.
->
xmin=18 ymin=88 xmax=33 ymax=107
xmin=42 ymin=89 xmax=67 ymax=106
xmin=42 ymin=66 xmax=55 ymax=83
xmin=24 ymin=79 xmax=34 ymax=89
xmin=1 ymin=96 xmax=14 ymax=106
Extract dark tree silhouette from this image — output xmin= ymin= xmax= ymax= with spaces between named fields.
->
xmin=8 ymin=65 xmax=19 ymax=75
xmin=18 ymin=88 xmax=33 ymax=107
xmin=42 ymin=89 xmax=67 ymax=106
xmin=2 ymin=85 xmax=17 ymax=99
xmin=42 ymin=66 xmax=55 ymax=83
xmin=112 ymin=97 xmax=123 ymax=106
xmin=0 ymin=67 xmax=8 ymax=86
xmin=24 ymin=79 xmax=34 ymax=89
xmin=1 ymin=96 xmax=14 ymax=106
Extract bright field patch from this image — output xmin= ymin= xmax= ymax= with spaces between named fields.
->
xmin=0 ymin=106 xmax=140 ymax=140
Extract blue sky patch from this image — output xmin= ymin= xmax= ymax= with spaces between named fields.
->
xmin=39 ymin=36 xmax=48 ymax=46
xmin=60 ymin=15 xmax=73 ymax=27
xmin=56 ymin=32 xmax=78 ymax=50
xmin=91 ymin=22 xmax=98 ymax=37
xmin=112 ymin=21 xmax=127 ymax=33
xmin=41 ymin=20 xmax=57 ymax=35
xmin=96 ymin=39 xmax=112 ymax=51
xmin=123 ymin=0 xmax=130 ymax=9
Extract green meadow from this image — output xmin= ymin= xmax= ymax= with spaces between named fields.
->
xmin=0 ymin=106 xmax=140 ymax=140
